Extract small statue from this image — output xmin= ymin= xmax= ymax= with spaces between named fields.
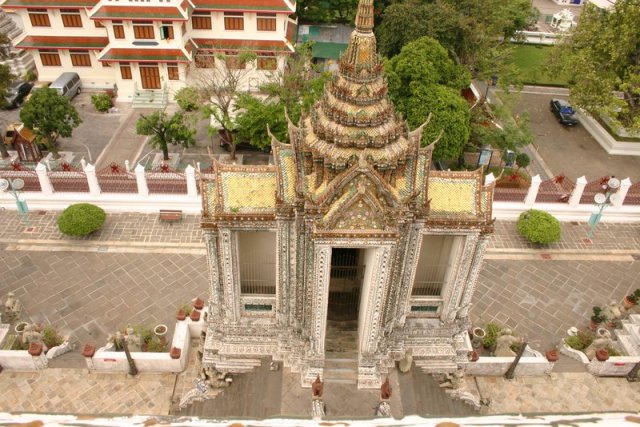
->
xmin=3 ymin=292 xmax=22 ymax=322
xmin=124 ymin=326 xmax=141 ymax=352
xmin=494 ymin=329 xmax=522 ymax=357
xmin=21 ymin=324 xmax=43 ymax=345
xmin=380 ymin=376 xmax=392 ymax=400
xmin=312 ymin=374 xmax=323 ymax=398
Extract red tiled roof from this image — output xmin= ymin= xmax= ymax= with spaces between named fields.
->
xmin=16 ymin=36 xmax=108 ymax=50
xmin=191 ymin=0 xmax=293 ymax=13
xmin=2 ymin=0 xmax=98 ymax=7
xmin=192 ymin=38 xmax=293 ymax=53
xmin=99 ymin=48 xmax=189 ymax=63
xmin=91 ymin=5 xmax=187 ymax=21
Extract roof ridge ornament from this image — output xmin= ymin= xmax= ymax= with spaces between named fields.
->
xmin=355 ymin=0 xmax=374 ymax=33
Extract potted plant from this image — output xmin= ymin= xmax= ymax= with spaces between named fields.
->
xmin=482 ymin=323 xmax=501 ymax=353
xmin=622 ymin=289 xmax=640 ymax=309
xmin=590 ymin=306 xmax=606 ymax=331
xmin=176 ymin=303 xmax=192 ymax=321
xmin=154 ymin=324 xmax=167 ymax=337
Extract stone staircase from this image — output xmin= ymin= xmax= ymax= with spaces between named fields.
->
xmin=615 ymin=313 xmax=640 ymax=356
xmin=324 ymin=352 xmax=358 ymax=385
xmin=0 ymin=10 xmax=35 ymax=76
xmin=132 ymin=86 xmax=168 ymax=109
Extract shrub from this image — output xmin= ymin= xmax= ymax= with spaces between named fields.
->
xmin=515 ymin=152 xmax=530 ymax=170
xmin=483 ymin=323 xmax=502 ymax=349
xmin=91 ymin=93 xmax=112 ymax=112
xmin=517 ymin=209 xmax=561 ymax=245
xmin=174 ymin=87 xmax=199 ymax=111
xmin=23 ymin=69 xmax=38 ymax=82
xmin=57 ymin=203 xmax=106 ymax=236
xmin=565 ymin=330 xmax=594 ymax=351
xmin=41 ymin=325 xmax=64 ymax=348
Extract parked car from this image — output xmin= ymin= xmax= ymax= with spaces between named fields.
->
xmin=49 ymin=72 xmax=81 ymax=99
xmin=3 ymin=81 xmax=34 ymax=109
xmin=550 ymin=98 xmax=579 ymax=126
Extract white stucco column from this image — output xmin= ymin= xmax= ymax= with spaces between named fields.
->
xmin=134 ymin=163 xmax=148 ymax=196
xmin=613 ymin=178 xmax=632 ymax=208
xmin=524 ymin=174 xmax=542 ymax=207
xmin=185 ymin=164 xmax=198 ymax=197
xmin=84 ymin=163 xmax=101 ymax=196
xmin=569 ymin=175 xmax=587 ymax=207
xmin=35 ymin=162 xmax=53 ymax=195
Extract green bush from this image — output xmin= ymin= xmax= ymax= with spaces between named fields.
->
xmin=483 ymin=323 xmax=502 ymax=349
xmin=515 ymin=153 xmax=530 ymax=169
xmin=91 ymin=93 xmax=112 ymax=112
xmin=57 ymin=203 xmax=106 ymax=236
xmin=517 ymin=209 xmax=561 ymax=245
xmin=174 ymin=87 xmax=199 ymax=111
xmin=23 ymin=69 xmax=38 ymax=82
xmin=565 ymin=330 xmax=594 ymax=351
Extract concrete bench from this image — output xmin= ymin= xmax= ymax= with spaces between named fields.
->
xmin=159 ymin=209 xmax=182 ymax=224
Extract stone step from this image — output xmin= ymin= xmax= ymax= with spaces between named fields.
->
xmin=621 ymin=321 xmax=640 ymax=346
xmin=615 ymin=333 xmax=639 ymax=357
xmin=414 ymin=359 xmax=458 ymax=373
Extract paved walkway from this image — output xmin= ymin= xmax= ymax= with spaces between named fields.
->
xmin=1 ymin=211 xmax=640 ymax=417
xmin=94 ymin=109 xmax=152 ymax=170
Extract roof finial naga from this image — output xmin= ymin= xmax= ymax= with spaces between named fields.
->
xmin=355 ymin=0 xmax=374 ymax=33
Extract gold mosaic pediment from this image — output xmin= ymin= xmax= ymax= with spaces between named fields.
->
xmin=321 ymin=176 xmax=386 ymax=231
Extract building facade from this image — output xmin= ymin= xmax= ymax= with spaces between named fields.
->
xmin=200 ymin=0 xmax=495 ymax=388
xmin=1 ymin=0 xmax=297 ymax=101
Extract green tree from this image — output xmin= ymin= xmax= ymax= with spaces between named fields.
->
xmin=234 ymin=93 xmax=288 ymax=150
xmin=297 ymin=0 xmax=358 ymax=23
xmin=19 ymin=88 xmax=82 ymax=159
xmin=193 ymin=51 xmax=256 ymax=160
xmin=0 ymin=63 xmax=15 ymax=109
xmin=548 ymin=0 xmax=640 ymax=132
xmin=136 ymin=111 xmax=195 ymax=161
xmin=386 ymin=36 xmax=471 ymax=160
xmin=376 ymin=0 xmax=532 ymax=81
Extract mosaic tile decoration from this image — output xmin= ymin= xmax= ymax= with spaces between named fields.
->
xmin=277 ymin=149 xmax=297 ymax=204
xmin=220 ymin=171 xmax=277 ymax=213
xmin=428 ymin=171 xmax=481 ymax=216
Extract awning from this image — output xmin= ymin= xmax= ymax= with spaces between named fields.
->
xmin=16 ymin=36 xmax=108 ymax=50
xmin=99 ymin=48 xmax=190 ymax=63
xmin=311 ymin=42 xmax=348 ymax=60
xmin=91 ymin=5 xmax=187 ymax=21
xmin=191 ymin=0 xmax=293 ymax=13
xmin=192 ymin=38 xmax=293 ymax=53
xmin=1 ymin=0 xmax=97 ymax=7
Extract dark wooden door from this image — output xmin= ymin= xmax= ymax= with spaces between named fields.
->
xmin=139 ymin=64 xmax=161 ymax=89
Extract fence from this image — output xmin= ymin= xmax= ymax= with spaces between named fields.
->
xmin=2 ymin=161 xmax=640 ymax=221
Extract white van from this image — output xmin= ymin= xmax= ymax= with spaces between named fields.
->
xmin=50 ymin=72 xmax=81 ymax=99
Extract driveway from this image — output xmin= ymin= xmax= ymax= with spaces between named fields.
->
xmin=512 ymin=91 xmax=640 ymax=182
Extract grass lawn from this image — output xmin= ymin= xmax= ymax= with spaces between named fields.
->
xmin=511 ymin=44 xmax=569 ymax=86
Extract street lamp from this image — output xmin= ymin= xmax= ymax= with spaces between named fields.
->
xmin=0 ymin=178 xmax=30 ymax=226
xmin=587 ymin=176 xmax=620 ymax=239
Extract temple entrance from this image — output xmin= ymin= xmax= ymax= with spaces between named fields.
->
xmin=325 ymin=248 xmax=364 ymax=354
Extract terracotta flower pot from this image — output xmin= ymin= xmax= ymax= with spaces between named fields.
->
xmin=82 ymin=344 xmax=96 ymax=358
xmin=28 ymin=342 xmax=43 ymax=356
xmin=595 ymin=349 xmax=609 ymax=362
xmin=468 ymin=350 xmax=480 ymax=362
xmin=589 ymin=320 xmax=600 ymax=332
xmin=545 ymin=349 xmax=559 ymax=362
xmin=170 ymin=347 xmax=181 ymax=359
xmin=193 ymin=297 xmax=205 ymax=310
xmin=622 ymin=296 xmax=637 ymax=310
xmin=176 ymin=309 xmax=186 ymax=321
xmin=190 ymin=310 xmax=201 ymax=322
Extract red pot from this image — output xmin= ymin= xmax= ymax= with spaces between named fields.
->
xmin=190 ymin=310 xmax=201 ymax=322
xmin=595 ymin=349 xmax=609 ymax=361
xmin=193 ymin=297 xmax=205 ymax=310
xmin=170 ymin=347 xmax=181 ymax=359
xmin=468 ymin=350 xmax=480 ymax=362
xmin=546 ymin=349 xmax=559 ymax=362
xmin=82 ymin=344 xmax=96 ymax=358
xmin=176 ymin=309 xmax=186 ymax=321
xmin=623 ymin=296 xmax=637 ymax=310
xmin=589 ymin=321 xmax=600 ymax=332
xmin=28 ymin=342 xmax=43 ymax=356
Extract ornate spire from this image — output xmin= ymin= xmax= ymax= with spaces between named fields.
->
xmin=355 ymin=0 xmax=374 ymax=33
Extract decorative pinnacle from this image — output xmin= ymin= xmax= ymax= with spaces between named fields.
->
xmin=355 ymin=0 xmax=374 ymax=33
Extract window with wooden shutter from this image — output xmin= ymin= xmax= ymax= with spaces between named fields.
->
xmin=256 ymin=13 xmax=276 ymax=31
xmin=28 ymin=9 xmax=50 ymax=27
xmin=133 ymin=21 xmax=154 ymax=39
xmin=257 ymin=54 xmax=277 ymax=70
xmin=225 ymin=52 xmax=245 ymax=70
xmin=61 ymin=9 xmax=82 ymax=27
xmin=192 ymin=11 xmax=212 ymax=30
xmin=167 ymin=64 xmax=179 ymax=80
xmin=95 ymin=20 xmax=104 ymax=28
xmin=224 ymin=12 xmax=244 ymax=30
xmin=39 ymin=50 xmax=61 ymax=66
xmin=160 ymin=22 xmax=174 ymax=40
xmin=113 ymin=21 xmax=125 ymax=39
xmin=195 ymin=52 xmax=215 ymax=68
xmin=120 ymin=63 xmax=132 ymax=80
xmin=70 ymin=50 xmax=91 ymax=67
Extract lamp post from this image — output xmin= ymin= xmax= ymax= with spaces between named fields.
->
xmin=587 ymin=176 xmax=620 ymax=240
xmin=0 ymin=178 xmax=30 ymax=226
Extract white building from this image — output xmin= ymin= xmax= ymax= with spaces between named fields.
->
xmin=1 ymin=0 xmax=297 ymax=102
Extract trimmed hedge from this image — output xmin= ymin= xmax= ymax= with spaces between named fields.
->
xmin=516 ymin=209 xmax=561 ymax=245
xmin=57 ymin=203 xmax=106 ymax=236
